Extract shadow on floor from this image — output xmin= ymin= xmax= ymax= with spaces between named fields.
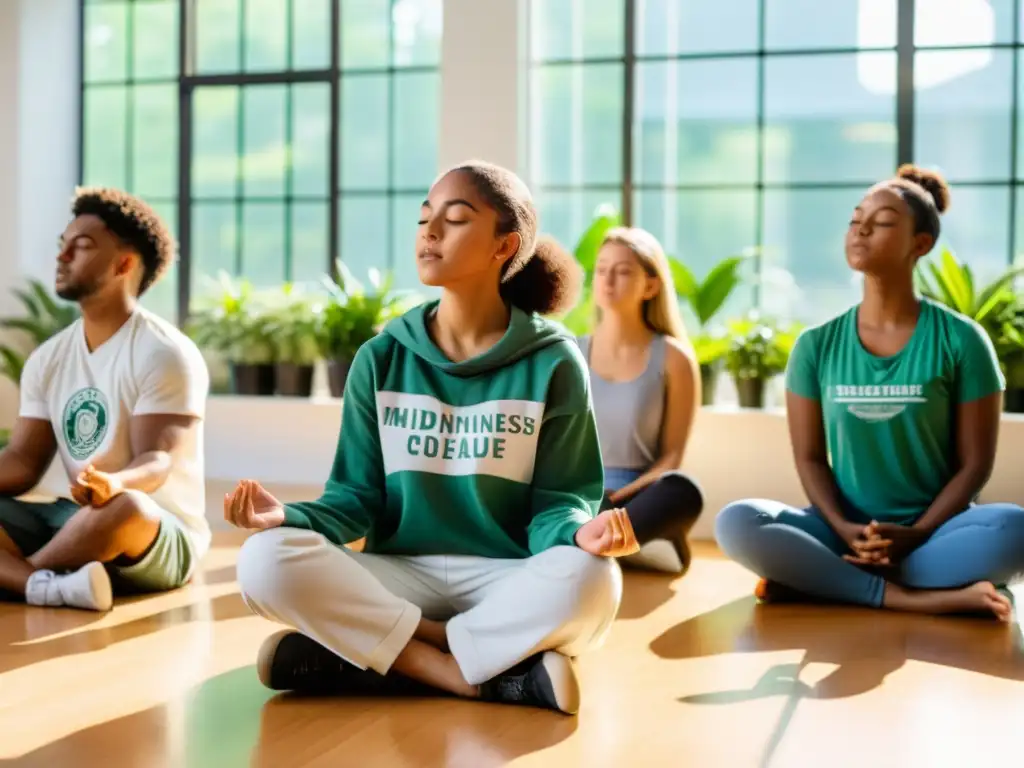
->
xmin=616 ymin=569 xmax=677 ymax=620
xmin=0 ymin=592 xmax=251 ymax=675
xmin=652 ymin=597 xmax=1024 ymax=767
xmin=9 ymin=665 xmax=578 ymax=768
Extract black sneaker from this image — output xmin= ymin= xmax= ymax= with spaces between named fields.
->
xmin=256 ymin=630 xmax=433 ymax=696
xmin=478 ymin=651 xmax=580 ymax=715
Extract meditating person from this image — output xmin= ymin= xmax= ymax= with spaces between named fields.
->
xmin=716 ymin=164 xmax=1024 ymax=621
xmin=0 ymin=188 xmax=211 ymax=611
xmin=577 ymin=227 xmax=704 ymax=574
xmin=229 ymin=160 xmax=638 ymax=716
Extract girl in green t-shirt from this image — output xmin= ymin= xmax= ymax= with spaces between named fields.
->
xmin=716 ymin=164 xmax=1024 ymax=621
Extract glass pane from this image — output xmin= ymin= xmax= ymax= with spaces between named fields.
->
xmin=915 ymin=50 xmax=1012 ymax=182
xmin=84 ymin=1 xmax=128 ymax=83
xmin=242 ymin=202 xmax=287 ymax=285
xmin=339 ymin=195 xmax=390 ymax=284
xmin=141 ymin=201 xmax=179 ymax=322
xmin=341 ymin=0 xmax=390 ymax=69
xmin=340 ymin=74 xmax=389 ymax=190
xmin=393 ymin=72 xmax=439 ymax=188
xmin=291 ymin=84 xmax=331 ymax=196
xmin=530 ymin=0 xmax=626 ymax=61
xmin=763 ymin=53 xmax=897 ymax=184
xmin=392 ymin=0 xmax=444 ymax=67
xmin=134 ymin=0 xmax=178 ymax=79
xmin=293 ymin=0 xmax=331 ymax=70
xmin=534 ymin=190 xmax=623 ymax=259
xmin=192 ymin=86 xmax=239 ymax=199
xmin=196 ymin=0 xmax=241 ymax=74
xmin=635 ymin=58 xmax=759 ymax=187
xmin=291 ymin=203 xmax=330 ymax=284
xmin=917 ymin=0 xmax=1014 ymax=47
xmin=242 ymin=86 xmax=288 ymax=197
xmin=765 ymin=0 xmax=897 ymax=51
xmin=392 ymin=193 xmax=426 ymax=289
xmin=633 ymin=189 xmax=758 ymax=327
xmin=83 ymin=86 xmax=128 ymax=189
xmin=191 ymin=202 xmax=238 ymax=302
xmin=245 ymin=0 xmax=288 ymax=72
xmin=132 ymin=84 xmax=178 ymax=198
xmin=933 ymin=185 xmax=1011 ymax=286
xmin=761 ymin=187 xmax=866 ymax=324
xmin=1014 ymin=185 xmax=1024 ymax=260
xmin=636 ymin=0 xmax=759 ymax=56
xmin=531 ymin=63 xmax=624 ymax=187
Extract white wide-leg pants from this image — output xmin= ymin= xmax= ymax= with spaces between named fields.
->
xmin=236 ymin=527 xmax=623 ymax=685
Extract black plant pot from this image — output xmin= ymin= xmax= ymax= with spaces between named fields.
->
xmin=735 ymin=376 xmax=766 ymax=409
xmin=1005 ymin=387 xmax=1024 ymax=413
xmin=326 ymin=358 xmax=353 ymax=398
xmin=231 ymin=363 xmax=276 ymax=396
xmin=276 ymin=363 xmax=315 ymax=397
xmin=700 ymin=363 xmax=719 ymax=406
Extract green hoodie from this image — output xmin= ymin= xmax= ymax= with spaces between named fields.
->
xmin=283 ymin=301 xmax=604 ymax=558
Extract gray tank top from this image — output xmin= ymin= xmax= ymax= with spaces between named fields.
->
xmin=578 ymin=334 xmax=667 ymax=470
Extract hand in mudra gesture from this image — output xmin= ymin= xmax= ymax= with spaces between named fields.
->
xmin=575 ymin=507 xmax=640 ymax=557
xmin=224 ymin=479 xmax=285 ymax=530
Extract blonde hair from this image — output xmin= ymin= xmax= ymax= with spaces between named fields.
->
xmin=596 ymin=226 xmax=690 ymax=343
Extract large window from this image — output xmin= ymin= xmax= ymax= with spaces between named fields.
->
xmin=529 ymin=0 xmax=1024 ymax=324
xmin=80 ymin=0 xmax=442 ymax=323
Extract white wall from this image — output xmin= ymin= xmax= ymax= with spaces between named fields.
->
xmin=0 ymin=0 xmax=80 ymax=426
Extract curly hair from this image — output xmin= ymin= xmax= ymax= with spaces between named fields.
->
xmin=887 ymin=164 xmax=952 ymax=244
xmin=447 ymin=161 xmax=582 ymax=315
xmin=72 ymin=187 xmax=175 ymax=297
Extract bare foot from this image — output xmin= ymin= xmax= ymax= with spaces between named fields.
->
xmin=884 ymin=581 xmax=1013 ymax=621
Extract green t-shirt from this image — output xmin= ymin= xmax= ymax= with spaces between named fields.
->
xmin=785 ymin=298 xmax=1004 ymax=523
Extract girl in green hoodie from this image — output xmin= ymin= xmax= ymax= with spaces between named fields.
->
xmin=226 ymin=161 xmax=639 ymax=715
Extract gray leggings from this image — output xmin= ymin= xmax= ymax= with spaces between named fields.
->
xmin=715 ymin=500 xmax=1024 ymax=607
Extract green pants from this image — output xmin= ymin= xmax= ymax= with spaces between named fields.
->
xmin=0 ymin=494 xmax=196 ymax=593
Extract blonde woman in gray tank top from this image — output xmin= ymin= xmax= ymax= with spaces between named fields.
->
xmin=579 ymin=227 xmax=704 ymax=574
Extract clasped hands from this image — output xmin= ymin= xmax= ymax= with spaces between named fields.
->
xmin=69 ymin=464 xmax=124 ymax=507
xmin=841 ymin=520 xmax=930 ymax=567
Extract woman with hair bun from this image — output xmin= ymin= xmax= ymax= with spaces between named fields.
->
xmin=224 ymin=160 xmax=637 ymax=715
xmin=716 ymin=165 xmax=1024 ymax=621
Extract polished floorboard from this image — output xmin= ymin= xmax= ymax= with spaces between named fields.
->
xmin=1 ymin=534 xmax=1022 ymax=768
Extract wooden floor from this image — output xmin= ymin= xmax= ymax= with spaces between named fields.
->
xmin=2 ymin=535 xmax=1023 ymax=768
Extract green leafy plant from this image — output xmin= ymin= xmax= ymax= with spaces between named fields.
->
xmin=187 ymin=273 xmax=277 ymax=365
xmin=725 ymin=314 xmax=802 ymax=408
xmin=266 ymin=285 xmax=323 ymax=366
xmin=318 ymin=263 xmax=415 ymax=362
xmin=915 ymin=247 xmax=1024 ymax=346
xmin=0 ymin=279 xmax=79 ymax=386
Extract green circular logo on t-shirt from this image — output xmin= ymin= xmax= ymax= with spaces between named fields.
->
xmin=62 ymin=387 xmax=109 ymax=460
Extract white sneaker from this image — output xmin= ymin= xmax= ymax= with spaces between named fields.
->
xmin=26 ymin=562 xmax=113 ymax=612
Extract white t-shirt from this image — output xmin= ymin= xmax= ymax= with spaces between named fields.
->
xmin=19 ymin=307 xmax=211 ymax=558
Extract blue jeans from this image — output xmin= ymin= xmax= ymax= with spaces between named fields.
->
xmin=715 ymin=500 xmax=1024 ymax=607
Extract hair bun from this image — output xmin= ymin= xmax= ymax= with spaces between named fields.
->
xmin=500 ymin=236 xmax=582 ymax=316
xmin=896 ymin=163 xmax=951 ymax=213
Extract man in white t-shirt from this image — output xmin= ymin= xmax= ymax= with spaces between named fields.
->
xmin=0 ymin=187 xmax=210 ymax=611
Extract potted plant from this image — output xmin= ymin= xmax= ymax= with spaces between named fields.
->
xmin=318 ymin=263 xmax=413 ymax=397
xmin=670 ymin=252 xmax=751 ymax=405
xmin=268 ymin=286 xmax=322 ymax=398
xmin=916 ymin=247 xmax=1024 ymax=411
xmin=724 ymin=315 xmax=800 ymax=409
xmin=188 ymin=274 xmax=277 ymax=396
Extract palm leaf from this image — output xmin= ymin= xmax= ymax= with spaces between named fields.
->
xmin=695 ymin=256 xmax=746 ymax=326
